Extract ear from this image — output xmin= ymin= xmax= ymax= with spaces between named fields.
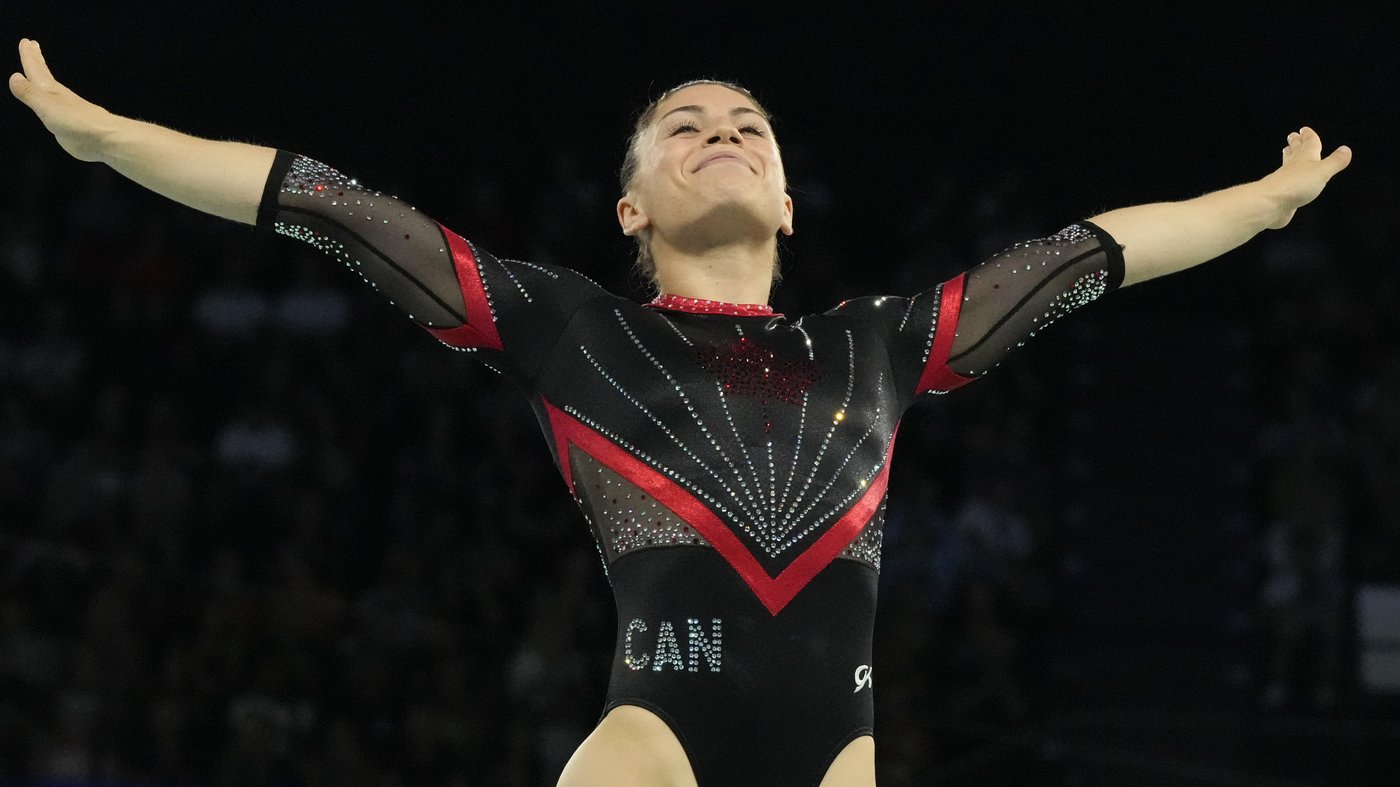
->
xmin=617 ymin=193 xmax=651 ymax=237
xmin=779 ymin=193 xmax=794 ymax=236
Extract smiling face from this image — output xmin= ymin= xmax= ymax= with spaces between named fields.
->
xmin=618 ymin=82 xmax=794 ymax=287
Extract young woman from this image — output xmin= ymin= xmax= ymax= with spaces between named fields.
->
xmin=10 ymin=38 xmax=1351 ymax=786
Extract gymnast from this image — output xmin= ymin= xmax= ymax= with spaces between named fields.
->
xmin=10 ymin=37 xmax=1351 ymax=786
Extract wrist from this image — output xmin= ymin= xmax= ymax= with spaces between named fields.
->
xmin=1249 ymin=172 xmax=1301 ymax=230
xmin=91 ymin=109 xmax=135 ymax=165
xmin=1209 ymin=178 xmax=1293 ymax=233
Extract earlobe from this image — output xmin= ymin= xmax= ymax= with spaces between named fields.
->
xmin=617 ymin=195 xmax=650 ymax=237
xmin=780 ymin=194 xmax=795 ymax=236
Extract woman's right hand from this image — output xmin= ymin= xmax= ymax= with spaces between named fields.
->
xmin=9 ymin=37 xmax=273 ymax=224
xmin=9 ymin=38 xmax=114 ymax=162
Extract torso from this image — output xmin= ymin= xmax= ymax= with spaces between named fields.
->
xmin=528 ymin=297 xmax=912 ymax=786
xmin=259 ymin=155 xmax=1123 ymax=786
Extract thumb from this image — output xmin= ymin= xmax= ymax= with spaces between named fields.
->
xmin=8 ymin=71 xmax=30 ymax=102
xmin=1324 ymin=145 xmax=1353 ymax=176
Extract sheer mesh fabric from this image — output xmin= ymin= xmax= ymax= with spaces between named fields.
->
xmin=255 ymin=151 xmax=1124 ymax=397
xmin=947 ymin=222 xmax=1124 ymax=377
xmin=256 ymin=151 xmax=613 ymax=387
xmin=256 ymin=150 xmax=467 ymax=327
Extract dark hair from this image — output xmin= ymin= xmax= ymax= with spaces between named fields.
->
xmin=619 ymin=80 xmax=783 ymax=293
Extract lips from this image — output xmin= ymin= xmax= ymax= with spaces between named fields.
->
xmin=694 ymin=152 xmax=750 ymax=172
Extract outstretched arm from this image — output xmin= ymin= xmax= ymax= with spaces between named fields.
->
xmin=9 ymin=38 xmax=274 ymax=223
xmin=883 ymin=129 xmax=1351 ymax=395
xmin=1090 ymin=127 xmax=1352 ymax=287
xmin=10 ymin=37 xmax=612 ymax=388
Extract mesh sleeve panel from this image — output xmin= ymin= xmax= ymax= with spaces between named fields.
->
xmin=944 ymin=221 xmax=1124 ymax=377
xmin=257 ymin=150 xmax=469 ymax=327
xmin=255 ymin=150 xmax=609 ymax=387
xmin=830 ymin=221 xmax=1123 ymax=409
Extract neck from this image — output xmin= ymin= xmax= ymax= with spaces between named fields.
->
xmin=651 ymin=237 xmax=775 ymax=305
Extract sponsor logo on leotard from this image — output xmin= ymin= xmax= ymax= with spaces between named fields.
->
xmin=853 ymin=664 xmax=873 ymax=693
xmin=623 ymin=617 xmax=723 ymax=673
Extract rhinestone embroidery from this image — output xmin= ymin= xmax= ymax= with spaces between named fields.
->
xmin=652 ymin=621 xmax=685 ymax=671
xmin=260 ymin=151 xmax=1124 ymax=629
xmin=837 ymin=510 xmax=885 ymax=571
xmin=624 ymin=619 xmax=649 ymax=670
xmin=686 ymin=618 xmax=723 ymax=673
xmin=919 ymin=283 xmax=945 ymax=366
xmin=574 ymin=316 xmax=891 ymax=562
xmin=949 ymin=224 xmax=1113 ymax=376
xmin=694 ymin=336 xmax=820 ymax=406
xmin=647 ymin=294 xmax=779 ymax=317
xmin=570 ymin=448 xmax=710 ymax=560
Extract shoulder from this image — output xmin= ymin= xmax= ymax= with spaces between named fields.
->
xmin=822 ymin=295 xmax=911 ymax=319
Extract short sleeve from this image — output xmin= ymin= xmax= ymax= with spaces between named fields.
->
xmin=256 ymin=151 xmax=610 ymax=389
xmin=830 ymin=222 xmax=1124 ymax=408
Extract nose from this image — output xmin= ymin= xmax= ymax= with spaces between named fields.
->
xmin=705 ymin=123 xmax=743 ymax=145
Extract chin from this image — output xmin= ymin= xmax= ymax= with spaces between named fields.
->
xmin=673 ymin=200 xmax=779 ymax=249
xmin=707 ymin=198 xmax=778 ymax=231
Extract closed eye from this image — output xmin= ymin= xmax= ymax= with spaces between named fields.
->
xmin=668 ymin=122 xmax=700 ymax=136
xmin=740 ymin=125 xmax=767 ymax=137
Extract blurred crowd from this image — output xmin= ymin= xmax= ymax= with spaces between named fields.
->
xmin=0 ymin=145 xmax=1396 ymax=786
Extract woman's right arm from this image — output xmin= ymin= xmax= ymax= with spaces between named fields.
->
xmin=9 ymin=39 xmax=274 ymax=224
xmin=11 ymin=38 xmax=611 ymax=386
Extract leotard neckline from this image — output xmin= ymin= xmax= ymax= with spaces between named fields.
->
xmin=645 ymin=293 xmax=780 ymax=317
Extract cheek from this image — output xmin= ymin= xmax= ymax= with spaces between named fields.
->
xmin=637 ymin=145 xmax=684 ymax=192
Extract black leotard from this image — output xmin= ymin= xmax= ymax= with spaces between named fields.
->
xmin=257 ymin=150 xmax=1124 ymax=786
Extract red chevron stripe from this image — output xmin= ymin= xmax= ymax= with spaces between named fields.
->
xmin=424 ymin=226 xmax=503 ymax=351
xmin=915 ymin=273 xmax=977 ymax=395
xmin=544 ymin=397 xmax=892 ymax=616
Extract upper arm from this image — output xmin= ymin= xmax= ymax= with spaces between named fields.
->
xmin=944 ymin=222 xmax=1124 ymax=378
xmin=834 ymin=222 xmax=1125 ymax=408
xmin=256 ymin=150 xmax=609 ymax=387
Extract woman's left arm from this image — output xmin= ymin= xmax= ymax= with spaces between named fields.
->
xmin=1090 ymin=127 xmax=1352 ymax=288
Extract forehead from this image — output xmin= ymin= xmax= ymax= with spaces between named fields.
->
xmin=654 ymin=83 xmax=765 ymax=121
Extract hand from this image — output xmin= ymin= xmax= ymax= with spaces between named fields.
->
xmin=1262 ymin=126 xmax=1352 ymax=229
xmin=9 ymin=38 xmax=114 ymax=162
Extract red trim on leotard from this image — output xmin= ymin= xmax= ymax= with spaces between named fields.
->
xmin=424 ymin=226 xmax=504 ymax=351
xmin=646 ymin=294 xmax=781 ymax=318
xmin=915 ymin=273 xmax=977 ymax=394
xmin=544 ymin=397 xmax=892 ymax=616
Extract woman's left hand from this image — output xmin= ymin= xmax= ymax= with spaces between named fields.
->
xmin=1262 ymin=127 xmax=1352 ymax=229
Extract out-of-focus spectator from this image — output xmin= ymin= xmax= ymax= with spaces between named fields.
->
xmin=1258 ymin=439 xmax=1348 ymax=709
xmin=213 ymin=398 xmax=298 ymax=474
xmin=274 ymin=255 xmax=353 ymax=338
xmin=20 ymin=302 xmax=88 ymax=412
xmin=1354 ymin=351 xmax=1400 ymax=580
xmin=0 ymin=396 xmax=57 ymax=533
xmin=194 ymin=252 xmax=271 ymax=340
xmin=40 ymin=383 xmax=130 ymax=542
xmin=128 ymin=393 xmax=197 ymax=568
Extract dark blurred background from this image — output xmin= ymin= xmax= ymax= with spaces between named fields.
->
xmin=1 ymin=2 xmax=1398 ymax=785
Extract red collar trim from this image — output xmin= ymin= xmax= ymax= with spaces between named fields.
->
xmin=646 ymin=293 xmax=779 ymax=317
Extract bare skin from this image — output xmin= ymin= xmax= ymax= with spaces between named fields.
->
xmin=617 ymin=82 xmax=794 ymax=305
xmin=11 ymin=38 xmax=1352 ymax=786
xmin=558 ymin=706 xmax=874 ymax=786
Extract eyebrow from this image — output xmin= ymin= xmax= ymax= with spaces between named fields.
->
xmin=658 ymin=105 xmax=769 ymax=123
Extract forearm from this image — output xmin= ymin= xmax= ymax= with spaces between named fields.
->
xmin=97 ymin=114 xmax=276 ymax=225
xmin=1089 ymin=178 xmax=1288 ymax=287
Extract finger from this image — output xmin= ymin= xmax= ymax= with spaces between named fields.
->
xmin=1298 ymin=126 xmax=1322 ymax=156
xmin=8 ymin=71 xmax=30 ymax=101
xmin=1323 ymin=145 xmax=1353 ymax=175
xmin=18 ymin=39 xmax=54 ymax=85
